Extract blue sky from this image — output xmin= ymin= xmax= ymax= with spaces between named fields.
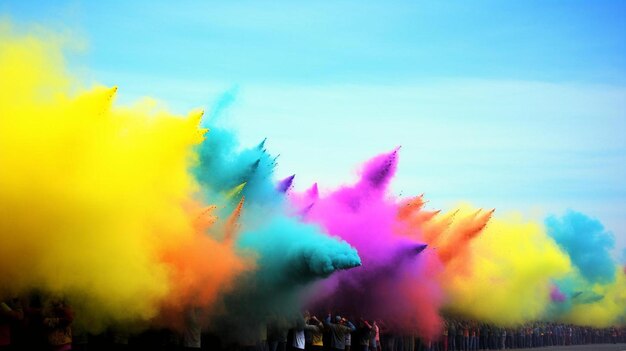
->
xmin=3 ymin=1 xmax=625 ymax=253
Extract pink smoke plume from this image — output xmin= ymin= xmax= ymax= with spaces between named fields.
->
xmin=292 ymin=149 xmax=443 ymax=339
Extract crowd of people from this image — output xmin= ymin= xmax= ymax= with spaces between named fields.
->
xmin=438 ymin=319 xmax=625 ymax=351
xmin=1 ymin=295 xmax=73 ymax=351
xmin=1 ymin=295 xmax=625 ymax=351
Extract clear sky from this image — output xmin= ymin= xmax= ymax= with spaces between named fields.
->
xmin=2 ymin=1 xmax=625 ymax=254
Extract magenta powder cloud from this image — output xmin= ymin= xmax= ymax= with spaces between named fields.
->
xmin=291 ymin=149 xmax=443 ymax=339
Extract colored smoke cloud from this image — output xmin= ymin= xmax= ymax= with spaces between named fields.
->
xmin=294 ymin=150 xmax=444 ymax=339
xmin=435 ymin=210 xmax=571 ymax=325
xmin=0 ymin=23 xmax=362 ymax=338
xmin=1 ymin=20 xmax=625 ymax=340
xmin=544 ymin=211 xmax=626 ymax=326
xmin=546 ymin=210 xmax=616 ymax=284
xmin=192 ymin=96 xmax=361 ymax=341
xmin=0 ymin=23 xmax=248 ymax=332
xmin=550 ymin=285 xmax=567 ymax=302
xmin=214 ymin=216 xmax=361 ymax=342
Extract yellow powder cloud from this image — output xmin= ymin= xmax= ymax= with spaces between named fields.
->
xmin=0 ymin=23 xmax=248 ymax=332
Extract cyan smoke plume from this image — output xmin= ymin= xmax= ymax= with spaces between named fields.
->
xmin=193 ymin=90 xmax=361 ymax=342
xmin=546 ymin=210 xmax=616 ymax=284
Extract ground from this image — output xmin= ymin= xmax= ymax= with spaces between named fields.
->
xmin=505 ymin=344 xmax=626 ymax=351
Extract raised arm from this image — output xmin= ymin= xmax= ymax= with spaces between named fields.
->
xmin=346 ymin=319 xmax=356 ymax=332
xmin=325 ymin=313 xmax=332 ymax=325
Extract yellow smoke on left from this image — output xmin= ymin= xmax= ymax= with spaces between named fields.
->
xmin=0 ymin=23 xmax=247 ymax=331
